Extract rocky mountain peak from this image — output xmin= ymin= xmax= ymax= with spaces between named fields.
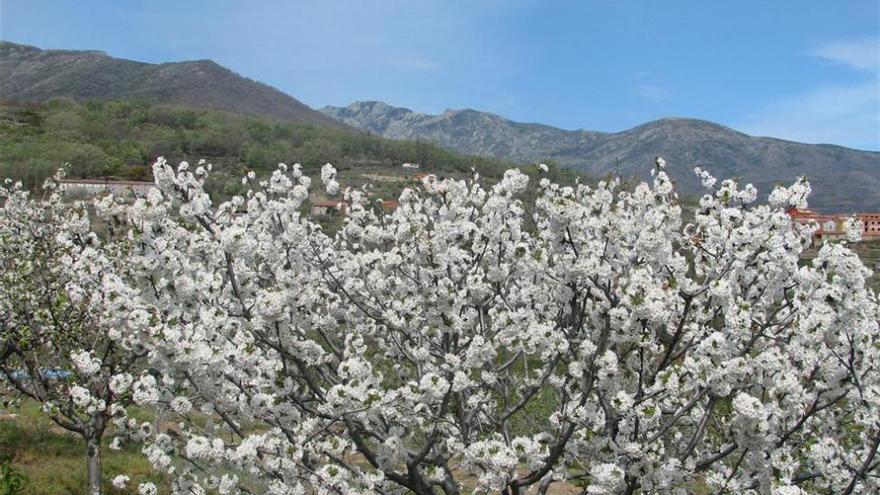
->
xmin=321 ymin=101 xmax=880 ymax=212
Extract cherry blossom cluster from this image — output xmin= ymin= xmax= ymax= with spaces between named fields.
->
xmin=0 ymin=175 xmax=152 ymax=494
xmin=3 ymin=156 xmax=878 ymax=495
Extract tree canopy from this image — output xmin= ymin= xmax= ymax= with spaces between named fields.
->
xmin=1 ymin=158 xmax=878 ymax=494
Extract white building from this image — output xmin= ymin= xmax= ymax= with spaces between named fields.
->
xmin=58 ymin=178 xmax=154 ymax=197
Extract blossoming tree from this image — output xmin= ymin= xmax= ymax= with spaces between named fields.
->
xmin=7 ymin=156 xmax=879 ymax=495
xmin=0 ymin=179 xmax=149 ymax=495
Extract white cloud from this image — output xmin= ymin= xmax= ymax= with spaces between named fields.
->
xmin=737 ymin=81 xmax=879 ymax=150
xmin=634 ymin=83 xmax=671 ymax=102
xmin=737 ymin=37 xmax=880 ymax=150
xmin=810 ymin=37 xmax=879 ymax=73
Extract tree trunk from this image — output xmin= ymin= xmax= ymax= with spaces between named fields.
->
xmin=86 ymin=435 xmax=102 ymax=495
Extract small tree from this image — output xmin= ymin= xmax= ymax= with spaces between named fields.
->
xmin=0 ymin=178 xmax=148 ymax=495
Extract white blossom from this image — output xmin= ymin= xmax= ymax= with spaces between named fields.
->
xmin=112 ymin=474 xmax=130 ymax=489
xmin=70 ymin=350 xmax=101 ymax=376
xmin=4 ymin=158 xmax=877 ymax=495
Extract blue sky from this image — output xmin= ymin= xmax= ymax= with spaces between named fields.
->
xmin=1 ymin=0 xmax=878 ymax=150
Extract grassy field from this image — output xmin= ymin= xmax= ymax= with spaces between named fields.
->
xmin=0 ymin=402 xmax=165 ymax=495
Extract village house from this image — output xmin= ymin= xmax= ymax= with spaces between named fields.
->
xmin=788 ymin=208 xmax=880 ymax=245
xmin=58 ymin=178 xmax=154 ymax=197
xmin=861 ymin=212 xmax=880 ymax=237
xmin=310 ymin=199 xmax=347 ymax=217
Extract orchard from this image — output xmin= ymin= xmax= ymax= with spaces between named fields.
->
xmin=1 ymin=158 xmax=877 ymax=494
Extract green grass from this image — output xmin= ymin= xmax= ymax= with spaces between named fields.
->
xmin=0 ymin=402 xmax=166 ymax=495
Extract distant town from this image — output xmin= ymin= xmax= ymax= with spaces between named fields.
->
xmin=789 ymin=208 xmax=880 ymax=243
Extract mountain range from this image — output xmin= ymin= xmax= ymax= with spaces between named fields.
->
xmin=321 ymin=101 xmax=880 ymax=212
xmin=0 ymin=41 xmax=342 ymax=127
xmin=0 ymin=41 xmax=877 ymax=212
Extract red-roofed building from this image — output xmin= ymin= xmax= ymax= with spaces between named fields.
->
xmin=788 ymin=208 xmax=880 ymax=244
xmin=858 ymin=213 xmax=880 ymax=238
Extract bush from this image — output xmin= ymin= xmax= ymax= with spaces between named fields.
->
xmin=0 ymin=457 xmax=27 ymax=495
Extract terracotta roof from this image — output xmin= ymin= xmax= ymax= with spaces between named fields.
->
xmin=787 ymin=208 xmax=819 ymax=218
xmin=790 ymin=208 xmax=880 ymax=218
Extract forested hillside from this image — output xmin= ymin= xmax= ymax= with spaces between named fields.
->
xmin=0 ymin=98 xmax=536 ymax=198
xmin=0 ymin=41 xmax=343 ymax=127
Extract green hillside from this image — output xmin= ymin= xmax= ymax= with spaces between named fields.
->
xmin=0 ymin=41 xmax=344 ymax=128
xmin=0 ymin=98 xmax=566 ymax=199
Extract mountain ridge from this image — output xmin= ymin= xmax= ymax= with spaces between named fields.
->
xmin=322 ymin=101 xmax=880 ymax=212
xmin=0 ymin=41 xmax=344 ymax=128
xmin=1 ymin=41 xmax=876 ymax=211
